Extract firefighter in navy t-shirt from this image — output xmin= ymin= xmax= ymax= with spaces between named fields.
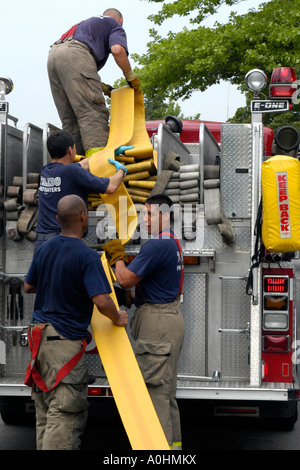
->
xmin=35 ymin=129 xmax=127 ymax=252
xmin=103 ymin=194 xmax=185 ymax=450
xmin=25 ymin=194 xmax=128 ymax=450
xmin=47 ymin=8 xmax=140 ymax=156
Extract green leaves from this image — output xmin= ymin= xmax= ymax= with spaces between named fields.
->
xmin=147 ymin=0 xmax=241 ymax=25
xmin=137 ymin=0 xmax=300 ymax=112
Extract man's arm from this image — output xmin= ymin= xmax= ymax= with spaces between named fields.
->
xmin=111 ymin=44 xmax=132 ymax=74
xmin=24 ymin=281 xmax=36 ymax=294
xmin=105 ymin=169 xmax=125 ymax=194
xmin=79 ymin=158 xmax=126 ymax=193
xmin=92 ymin=292 xmax=128 ymax=326
xmin=111 ymin=44 xmax=140 ymax=90
xmin=79 ymin=157 xmax=90 ymax=170
xmin=102 ymin=240 xmax=142 ymax=288
xmin=115 ymin=260 xmax=142 ymax=289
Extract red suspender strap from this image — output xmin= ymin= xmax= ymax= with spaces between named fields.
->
xmin=24 ymin=325 xmax=86 ymax=391
xmin=59 ymin=23 xmax=81 ymax=42
xmin=159 ymin=232 xmax=183 ymax=296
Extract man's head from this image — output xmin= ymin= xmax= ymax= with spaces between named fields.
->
xmin=47 ymin=130 xmax=76 ymax=160
xmin=57 ymin=195 xmax=88 ymax=235
xmin=143 ymin=194 xmax=173 ymax=236
xmin=103 ymin=8 xmax=123 ymax=25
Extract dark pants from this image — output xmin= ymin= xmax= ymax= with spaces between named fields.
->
xmin=31 ymin=324 xmax=89 ymax=450
xmin=47 ymin=40 xmax=109 ymax=154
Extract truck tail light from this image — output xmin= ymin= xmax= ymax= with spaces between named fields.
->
xmin=88 ymin=387 xmax=113 ymax=397
xmin=269 ymin=67 xmax=297 ymax=99
xmin=263 ymin=335 xmax=290 ymax=353
xmin=262 ymin=270 xmax=293 ymax=383
xmin=263 ymin=275 xmax=289 ymax=331
xmin=183 ymin=256 xmax=199 ymax=265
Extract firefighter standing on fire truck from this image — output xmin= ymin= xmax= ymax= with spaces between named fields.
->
xmin=103 ymin=194 xmax=185 ymax=450
xmin=47 ymin=8 xmax=140 ymax=156
xmin=24 ymin=195 xmax=128 ymax=450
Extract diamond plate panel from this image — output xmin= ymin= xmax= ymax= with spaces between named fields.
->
xmin=221 ymin=124 xmax=252 ymax=219
xmin=86 ymin=352 xmax=106 ymax=377
xmin=178 ymin=273 xmax=206 ymax=375
xmin=180 ymin=212 xmax=251 ymax=254
xmin=221 ymin=278 xmax=251 ymax=379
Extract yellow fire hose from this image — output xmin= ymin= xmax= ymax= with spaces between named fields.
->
xmin=89 ymin=86 xmax=169 ymax=450
xmin=89 ymin=87 xmax=137 ymax=244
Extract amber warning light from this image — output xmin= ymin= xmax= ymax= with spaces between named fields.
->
xmin=263 ymin=276 xmax=289 ymax=293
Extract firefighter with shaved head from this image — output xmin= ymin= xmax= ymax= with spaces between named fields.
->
xmin=24 ymin=195 xmax=128 ymax=450
xmin=47 ymin=8 xmax=140 ymax=157
xmin=103 ymin=194 xmax=185 ymax=450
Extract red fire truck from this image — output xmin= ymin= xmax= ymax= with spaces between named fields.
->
xmin=0 ymin=67 xmax=299 ymax=430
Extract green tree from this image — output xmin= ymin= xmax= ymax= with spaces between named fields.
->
xmin=134 ymin=0 xmax=300 ymax=125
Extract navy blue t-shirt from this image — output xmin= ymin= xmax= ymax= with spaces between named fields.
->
xmin=73 ymin=16 xmax=128 ymax=70
xmin=128 ymin=232 xmax=182 ymax=306
xmin=36 ymin=162 xmax=109 ymax=233
xmin=25 ymin=235 xmax=111 ymax=340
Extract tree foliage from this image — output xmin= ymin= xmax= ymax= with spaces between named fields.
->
xmin=134 ymin=0 xmax=300 ymax=124
xmin=146 ymin=0 xmax=243 ymax=26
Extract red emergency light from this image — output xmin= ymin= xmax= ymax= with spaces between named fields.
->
xmin=263 ymin=335 xmax=290 ymax=353
xmin=263 ymin=276 xmax=289 ymax=293
xmin=269 ymin=67 xmax=297 ymax=99
xmin=87 ymin=387 xmax=113 ymax=397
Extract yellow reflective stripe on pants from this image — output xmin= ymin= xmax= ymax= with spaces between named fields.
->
xmin=171 ymin=441 xmax=183 ymax=450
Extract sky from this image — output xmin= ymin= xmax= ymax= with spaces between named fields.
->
xmin=1 ymin=0 xmax=269 ymax=130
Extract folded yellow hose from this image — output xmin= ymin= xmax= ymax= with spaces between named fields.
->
xmin=125 ymin=158 xmax=155 ymax=174
xmin=89 ymin=87 xmax=137 ymax=243
xmin=123 ymin=171 xmax=150 ymax=183
xmin=128 ymin=188 xmax=151 ymax=198
xmin=115 ymin=156 xmax=135 ymax=164
xmin=89 ymin=87 xmax=168 ymax=450
xmin=130 ymin=195 xmax=148 ymax=203
xmin=128 ymin=180 xmax=156 ymax=189
xmin=121 ymin=92 xmax=153 ymax=162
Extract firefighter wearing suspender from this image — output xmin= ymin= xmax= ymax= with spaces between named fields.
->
xmin=24 ymin=195 xmax=128 ymax=450
xmin=103 ymin=194 xmax=185 ymax=450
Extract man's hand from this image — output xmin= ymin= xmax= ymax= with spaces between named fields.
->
xmin=108 ymin=158 xmax=127 ymax=175
xmin=24 ymin=281 xmax=36 ymax=294
xmin=114 ymin=310 xmax=128 ymax=327
xmin=102 ymin=239 xmax=128 ymax=265
xmin=101 ymin=82 xmax=114 ymax=97
xmin=124 ymin=70 xmax=140 ymax=90
xmin=79 ymin=156 xmax=90 ymax=170
xmin=93 ymin=293 xmax=128 ymax=326
xmin=114 ymin=145 xmax=134 ymax=156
